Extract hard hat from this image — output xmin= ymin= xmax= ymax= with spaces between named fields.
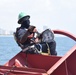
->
xmin=18 ymin=12 xmax=30 ymax=24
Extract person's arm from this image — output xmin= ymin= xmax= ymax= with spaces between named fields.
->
xmin=20 ymin=30 xmax=30 ymax=43
xmin=20 ymin=26 xmax=36 ymax=43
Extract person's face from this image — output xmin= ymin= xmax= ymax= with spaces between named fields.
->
xmin=22 ymin=17 xmax=30 ymax=29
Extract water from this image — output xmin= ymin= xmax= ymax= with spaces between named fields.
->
xmin=0 ymin=35 xmax=76 ymax=65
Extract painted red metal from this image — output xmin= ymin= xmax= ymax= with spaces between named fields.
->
xmin=0 ymin=29 xmax=76 ymax=75
xmin=0 ymin=65 xmax=47 ymax=75
xmin=3 ymin=52 xmax=61 ymax=75
xmin=1 ymin=45 xmax=76 ymax=75
xmin=47 ymin=45 xmax=76 ymax=75
xmin=53 ymin=29 xmax=76 ymax=41
xmin=3 ymin=45 xmax=76 ymax=75
xmin=4 ymin=52 xmax=61 ymax=70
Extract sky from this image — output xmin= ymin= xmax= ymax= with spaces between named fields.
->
xmin=0 ymin=0 xmax=76 ymax=35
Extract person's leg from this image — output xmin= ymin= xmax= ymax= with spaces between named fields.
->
xmin=35 ymin=43 xmax=47 ymax=53
xmin=48 ymin=41 xmax=57 ymax=55
xmin=35 ymin=41 xmax=57 ymax=55
xmin=41 ymin=43 xmax=48 ymax=53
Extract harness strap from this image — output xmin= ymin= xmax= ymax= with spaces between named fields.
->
xmin=46 ymin=43 xmax=51 ymax=55
xmin=39 ymin=43 xmax=51 ymax=55
xmin=13 ymin=32 xmax=24 ymax=49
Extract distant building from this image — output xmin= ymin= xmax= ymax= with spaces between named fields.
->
xmin=0 ymin=28 xmax=5 ymax=35
xmin=0 ymin=28 xmax=14 ymax=35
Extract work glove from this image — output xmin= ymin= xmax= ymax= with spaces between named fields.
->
xmin=37 ymin=33 xmax=42 ymax=39
xmin=28 ymin=25 xmax=36 ymax=32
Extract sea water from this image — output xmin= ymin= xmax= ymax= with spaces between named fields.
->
xmin=0 ymin=35 xmax=76 ymax=65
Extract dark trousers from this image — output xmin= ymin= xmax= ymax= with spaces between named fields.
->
xmin=35 ymin=40 xmax=57 ymax=55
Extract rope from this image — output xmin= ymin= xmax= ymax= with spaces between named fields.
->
xmin=4 ymin=66 xmax=16 ymax=75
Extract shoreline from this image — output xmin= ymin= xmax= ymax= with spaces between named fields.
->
xmin=0 ymin=35 xmax=13 ymax=37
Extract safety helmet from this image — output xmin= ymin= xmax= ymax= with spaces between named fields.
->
xmin=18 ymin=12 xmax=30 ymax=24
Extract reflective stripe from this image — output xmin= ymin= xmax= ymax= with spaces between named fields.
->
xmin=38 ymin=44 xmax=42 ymax=53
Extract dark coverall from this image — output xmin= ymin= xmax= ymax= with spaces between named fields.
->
xmin=16 ymin=27 xmax=57 ymax=55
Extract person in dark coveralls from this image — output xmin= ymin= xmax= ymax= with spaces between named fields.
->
xmin=15 ymin=12 xmax=57 ymax=55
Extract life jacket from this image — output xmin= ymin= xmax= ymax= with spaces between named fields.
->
xmin=15 ymin=27 xmax=35 ymax=48
xmin=28 ymin=32 xmax=34 ymax=39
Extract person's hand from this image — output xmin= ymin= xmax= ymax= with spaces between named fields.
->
xmin=28 ymin=26 xmax=36 ymax=32
xmin=37 ymin=33 xmax=42 ymax=39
